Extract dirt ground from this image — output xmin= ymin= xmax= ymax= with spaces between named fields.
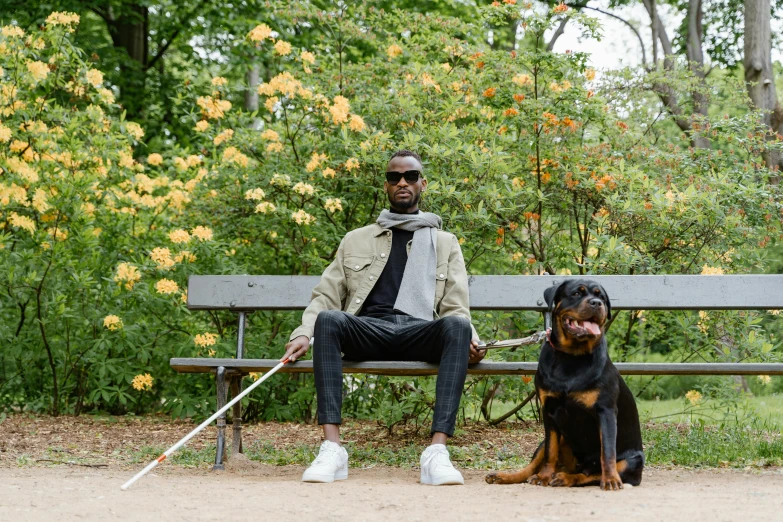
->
xmin=2 ymin=415 xmax=783 ymax=521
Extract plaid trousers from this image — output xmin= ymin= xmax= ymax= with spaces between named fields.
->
xmin=312 ymin=310 xmax=472 ymax=436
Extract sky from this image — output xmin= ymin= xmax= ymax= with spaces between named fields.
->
xmin=549 ymin=0 xmax=783 ymax=70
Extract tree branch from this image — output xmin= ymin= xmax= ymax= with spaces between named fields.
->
xmin=581 ymin=6 xmax=647 ymax=65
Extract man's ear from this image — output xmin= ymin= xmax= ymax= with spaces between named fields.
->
xmin=543 ymin=285 xmax=558 ymax=313
xmin=600 ymin=284 xmax=612 ymax=320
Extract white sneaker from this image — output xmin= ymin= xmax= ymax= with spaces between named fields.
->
xmin=301 ymin=440 xmax=348 ymax=483
xmin=420 ymin=444 xmax=464 ymax=485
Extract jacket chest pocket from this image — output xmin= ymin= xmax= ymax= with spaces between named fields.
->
xmin=435 ymin=262 xmax=449 ymax=300
xmin=344 ymin=255 xmax=374 ymax=293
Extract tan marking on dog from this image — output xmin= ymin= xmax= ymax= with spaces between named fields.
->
xmin=485 ymin=443 xmax=545 ymax=484
xmin=570 ymin=389 xmax=600 ymax=408
xmin=538 ymin=389 xmax=560 ymax=409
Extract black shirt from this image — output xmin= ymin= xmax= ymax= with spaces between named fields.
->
xmin=359 ymin=211 xmax=417 ymax=317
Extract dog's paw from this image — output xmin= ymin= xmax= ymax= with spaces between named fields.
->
xmin=527 ymin=474 xmax=552 ymax=487
xmin=485 ymin=473 xmax=502 ymax=484
xmin=600 ymin=472 xmax=623 ymax=491
xmin=549 ymin=472 xmax=573 ymax=487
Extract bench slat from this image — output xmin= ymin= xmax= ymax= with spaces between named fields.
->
xmin=170 ymin=358 xmax=783 ymax=376
xmin=186 ymin=275 xmax=783 ymax=311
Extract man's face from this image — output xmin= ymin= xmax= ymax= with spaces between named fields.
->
xmin=384 ymin=155 xmax=426 ymax=213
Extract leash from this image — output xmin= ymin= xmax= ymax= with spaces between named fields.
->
xmin=478 ymin=331 xmax=547 ymax=350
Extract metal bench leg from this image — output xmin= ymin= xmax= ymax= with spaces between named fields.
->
xmin=231 ymin=376 xmax=243 ymax=456
xmin=214 ymin=366 xmax=227 ymax=471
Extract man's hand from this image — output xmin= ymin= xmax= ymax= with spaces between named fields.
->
xmin=282 ymin=335 xmax=310 ymax=362
xmin=469 ymin=337 xmax=486 ymax=364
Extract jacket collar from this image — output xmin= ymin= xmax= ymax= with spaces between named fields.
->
xmin=372 ymin=223 xmax=390 ymax=237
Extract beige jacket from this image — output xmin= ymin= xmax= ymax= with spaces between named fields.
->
xmin=289 ymin=223 xmax=477 ymax=341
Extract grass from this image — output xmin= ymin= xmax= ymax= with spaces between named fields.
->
xmin=637 ymin=395 xmax=783 ymax=427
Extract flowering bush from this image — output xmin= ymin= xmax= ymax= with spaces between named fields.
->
xmin=1 ymin=4 xmax=781 ymax=420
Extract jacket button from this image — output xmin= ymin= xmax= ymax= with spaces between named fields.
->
xmin=354 ymin=265 xmax=360 ymax=269
xmin=369 ymin=276 xmax=374 ymax=281
xmin=380 ymin=253 xmax=386 ymax=258
xmin=355 ymin=298 xmax=361 ymax=304
xmin=439 ymin=274 xmax=445 ymax=278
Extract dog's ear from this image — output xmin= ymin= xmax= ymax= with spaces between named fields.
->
xmin=543 ymin=284 xmax=559 ymax=313
xmin=600 ymin=285 xmax=612 ymax=320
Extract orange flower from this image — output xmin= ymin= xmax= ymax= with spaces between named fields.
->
xmin=513 ymin=93 xmax=525 ymax=103
xmin=504 ymin=108 xmax=519 ymax=117
xmin=523 ymin=212 xmax=540 ymax=221
xmin=616 ymin=121 xmax=629 ymax=131
xmin=497 ymin=227 xmax=505 ymax=236
xmin=476 ymin=61 xmax=485 ymax=69
xmin=504 ymin=0 xmax=517 ymax=3
xmin=554 ymin=2 xmax=569 ymax=13
xmin=483 ymin=87 xmax=496 ymax=98
xmin=522 ymin=376 xmax=533 ymax=384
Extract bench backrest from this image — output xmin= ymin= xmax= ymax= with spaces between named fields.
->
xmin=186 ymin=274 xmax=783 ymax=311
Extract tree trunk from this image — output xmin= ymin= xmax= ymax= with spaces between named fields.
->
xmin=245 ymin=64 xmax=263 ymax=130
xmin=686 ymin=0 xmax=711 ymax=148
xmin=107 ymin=4 xmax=149 ymax=120
xmin=744 ymin=0 xmax=783 ymax=182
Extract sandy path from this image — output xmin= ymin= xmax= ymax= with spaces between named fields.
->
xmin=2 ymin=465 xmax=783 ymax=522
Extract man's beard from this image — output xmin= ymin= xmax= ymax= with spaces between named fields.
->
xmin=388 ymin=191 xmax=420 ymax=210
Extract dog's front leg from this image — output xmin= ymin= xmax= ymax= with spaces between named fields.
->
xmin=598 ymin=406 xmax=623 ymax=491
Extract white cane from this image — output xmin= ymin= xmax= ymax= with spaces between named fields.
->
xmin=121 ymin=359 xmax=289 ymax=490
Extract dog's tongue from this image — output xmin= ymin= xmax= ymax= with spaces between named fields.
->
xmin=583 ymin=321 xmax=601 ymax=335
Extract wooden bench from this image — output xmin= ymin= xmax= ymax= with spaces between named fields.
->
xmin=171 ymin=274 xmax=783 ymax=469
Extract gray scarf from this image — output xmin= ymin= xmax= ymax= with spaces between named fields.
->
xmin=376 ymin=209 xmax=442 ymax=321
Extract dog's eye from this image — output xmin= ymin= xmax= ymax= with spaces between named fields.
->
xmin=572 ymin=290 xmax=581 ymax=296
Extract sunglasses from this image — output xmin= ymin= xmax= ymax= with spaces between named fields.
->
xmin=385 ymin=170 xmax=422 ymax=184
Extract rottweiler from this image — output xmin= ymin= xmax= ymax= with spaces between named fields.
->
xmin=485 ymin=279 xmax=644 ymax=490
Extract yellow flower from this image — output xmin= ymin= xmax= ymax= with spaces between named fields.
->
xmin=45 ymin=12 xmax=80 ymax=27
xmin=274 ymin=40 xmax=293 ymax=56
xmin=169 ymin=229 xmax=191 ymax=243
xmin=86 ymin=69 xmax=104 ymax=87
xmin=291 ymin=209 xmax=316 ymax=225
xmin=211 ymin=76 xmax=228 ymax=86
xmin=248 ymin=23 xmax=273 ymax=42
xmin=194 ymin=332 xmax=218 ymax=347
xmin=585 ymin=68 xmax=596 ymax=81
xmin=261 ymin=129 xmax=280 ymax=141
xmin=147 ymin=153 xmax=163 ymax=166
xmin=329 ymin=96 xmax=351 ymax=125
xmin=301 ymin=51 xmax=316 ymax=64
xmin=197 ymin=95 xmax=232 ymax=119
xmin=348 ymin=114 xmax=366 ymax=132
xmin=255 ymin=202 xmax=276 ymax=214
xmin=387 ymin=44 xmax=403 ymax=58
xmin=126 ymin=122 xmax=144 ymax=140
xmin=769 ymin=309 xmax=781 ymax=316
xmin=27 ymin=61 xmax=49 ymax=82
xmin=155 ymin=278 xmax=179 ymax=295
xmin=270 ymin=174 xmax=291 ymax=186
xmin=114 ymin=262 xmax=141 ymax=290
xmin=264 ymin=97 xmax=279 ymax=112
xmin=293 ymin=182 xmax=315 ymax=196
xmin=322 ymin=168 xmax=336 ymax=179
xmin=174 ymin=251 xmax=196 ymax=263
xmin=9 ymin=212 xmax=36 ymax=234
xmin=192 ymin=226 xmax=213 ymax=241
xmin=685 ymin=390 xmax=702 ymax=405
xmin=150 ymin=247 xmax=175 ymax=269
xmin=512 ymin=73 xmax=532 ymax=87
xmin=266 ymin=142 xmax=284 ymax=153
xmin=758 ymin=375 xmax=772 ymax=385
xmin=324 ymin=198 xmax=343 ymax=213
xmin=195 ymin=120 xmax=210 ymax=132
xmin=98 ymin=88 xmax=115 ymax=104
xmin=345 ymin=158 xmax=359 ymax=171
xmin=245 ymin=188 xmax=266 ymax=201
xmin=131 ymin=373 xmax=153 ymax=391
xmin=213 ymin=129 xmax=234 ymax=146
xmin=222 ymin=146 xmax=249 ymax=167
xmin=103 ymin=315 xmax=123 ymax=331
xmin=700 ymin=265 xmax=724 ymax=275
xmin=306 ymin=152 xmax=328 ymax=172
xmin=0 ymin=123 xmax=11 ymax=143
xmin=32 ymin=189 xmax=49 ymax=213
xmin=2 ymin=26 xmax=25 ymax=38
xmin=511 ymin=252 xmax=524 ymax=262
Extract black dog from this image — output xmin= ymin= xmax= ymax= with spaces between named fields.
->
xmin=486 ymin=279 xmax=644 ymax=490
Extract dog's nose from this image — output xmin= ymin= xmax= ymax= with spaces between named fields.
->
xmin=589 ymin=298 xmax=603 ymax=308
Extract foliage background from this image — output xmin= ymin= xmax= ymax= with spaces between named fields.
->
xmin=1 ymin=2 xmax=782 ymax=427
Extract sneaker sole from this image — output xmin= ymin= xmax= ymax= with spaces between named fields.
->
xmin=420 ymin=474 xmax=464 ymax=486
xmin=302 ymin=469 xmax=348 ymax=483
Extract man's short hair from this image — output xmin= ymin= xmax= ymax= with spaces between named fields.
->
xmin=389 ymin=149 xmax=422 ymax=164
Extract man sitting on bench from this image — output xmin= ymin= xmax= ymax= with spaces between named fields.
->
xmin=282 ymin=149 xmax=484 ymax=485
